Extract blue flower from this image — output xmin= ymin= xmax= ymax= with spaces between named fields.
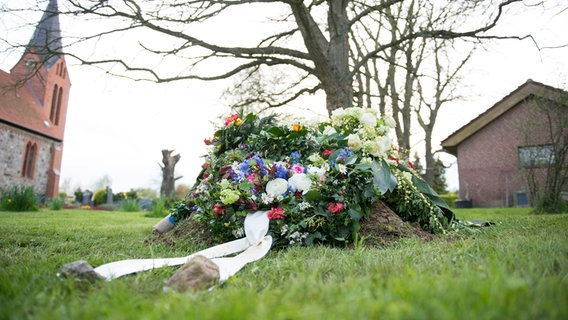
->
xmin=291 ymin=151 xmax=301 ymax=162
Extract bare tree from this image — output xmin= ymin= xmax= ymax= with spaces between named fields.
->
xmin=349 ymin=0 xmax=477 ymax=189
xmin=159 ymin=149 xmax=182 ymax=198
xmin=518 ymin=93 xmax=568 ymax=213
xmin=1 ymin=0 xmax=530 ymax=116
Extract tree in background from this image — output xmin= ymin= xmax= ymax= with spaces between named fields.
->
xmin=159 ymin=149 xmax=182 ymax=198
xmin=412 ymin=153 xmax=448 ymax=195
xmin=518 ymin=92 xmax=568 ymax=213
xmin=1 ymin=0 xmax=535 ymax=116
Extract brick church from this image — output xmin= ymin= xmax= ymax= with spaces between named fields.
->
xmin=0 ymin=0 xmax=70 ymax=200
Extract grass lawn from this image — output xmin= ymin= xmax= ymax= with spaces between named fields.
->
xmin=1 ymin=208 xmax=566 ymax=319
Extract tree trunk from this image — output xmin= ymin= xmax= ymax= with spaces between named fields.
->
xmin=160 ymin=149 xmax=181 ymax=198
xmin=289 ymin=0 xmax=352 ymax=115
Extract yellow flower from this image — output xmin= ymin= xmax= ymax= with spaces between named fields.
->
xmin=235 ymin=118 xmax=243 ymax=126
xmin=293 ymin=123 xmax=303 ymax=132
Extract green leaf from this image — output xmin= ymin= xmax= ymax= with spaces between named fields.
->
xmin=304 ymin=190 xmax=322 ymax=202
xmin=266 ymin=126 xmax=285 ymax=137
xmin=348 ymin=208 xmax=362 ymax=221
xmin=371 ymin=159 xmax=397 ymax=194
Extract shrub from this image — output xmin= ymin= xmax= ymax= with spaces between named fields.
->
xmin=93 ymin=189 xmax=107 ymax=206
xmin=439 ymin=193 xmax=459 ymax=208
xmin=47 ymin=197 xmax=64 ymax=211
xmin=119 ymin=199 xmax=140 ymax=212
xmin=144 ymin=198 xmax=169 ymax=218
xmin=0 ymin=185 xmax=39 ymax=211
xmin=74 ymin=188 xmax=83 ymax=203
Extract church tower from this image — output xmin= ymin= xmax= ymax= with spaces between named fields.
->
xmin=0 ymin=0 xmax=71 ymax=199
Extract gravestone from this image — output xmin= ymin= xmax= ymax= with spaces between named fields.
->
xmin=82 ymin=190 xmax=93 ymax=206
xmin=106 ymin=187 xmax=113 ymax=205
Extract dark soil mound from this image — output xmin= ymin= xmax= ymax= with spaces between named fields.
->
xmin=357 ymin=200 xmax=434 ymax=246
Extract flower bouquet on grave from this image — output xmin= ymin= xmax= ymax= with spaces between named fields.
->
xmin=158 ymin=108 xmax=454 ymax=247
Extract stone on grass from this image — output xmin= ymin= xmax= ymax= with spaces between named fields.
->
xmin=59 ymin=260 xmax=103 ymax=281
xmin=165 ymin=255 xmax=220 ymax=292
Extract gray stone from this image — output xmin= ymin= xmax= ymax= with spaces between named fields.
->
xmin=59 ymin=260 xmax=103 ymax=281
xmin=164 ymin=255 xmax=220 ymax=292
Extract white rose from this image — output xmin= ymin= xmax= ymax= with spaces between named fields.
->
xmin=266 ymin=178 xmax=288 ymax=196
xmin=288 ymin=173 xmax=312 ymax=193
xmin=359 ymin=112 xmax=377 ymax=127
xmin=384 ymin=115 xmax=396 ymax=128
xmin=307 ymin=165 xmax=326 ymax=178
xmin=331 ymin=108 xmax=345 ymax=118
xmin=363 ymin=140 xmax=381 ymax=157
xmin=323 ymin=126 xmax=337 ymax=136
xmin=347 ymin=133 xmax=363 ymax=152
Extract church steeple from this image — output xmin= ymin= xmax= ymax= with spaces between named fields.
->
xmin=27 ymin=0 xmax=62 ymax=71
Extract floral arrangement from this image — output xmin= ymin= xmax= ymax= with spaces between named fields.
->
xmin=168 ymin=108 xmax=454 ymax=247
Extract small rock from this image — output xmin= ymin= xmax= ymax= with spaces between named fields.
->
xmin=59 ymin=260 xmax=104 ymax=281
xmin=165 ymin=255 xmax=220 ymax=292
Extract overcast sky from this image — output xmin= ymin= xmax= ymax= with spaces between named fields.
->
xmin=1 ymin=1 xmax=567 ymax=194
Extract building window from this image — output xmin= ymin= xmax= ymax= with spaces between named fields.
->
xmin=22 ymin=142 xmax=37 ymax=179
xmin=518 ymin=144 xmax=555 ymax=168
xmin=55 ymin=87 xmax=63 ymax=125
xmin=50 ymin=84 xmax=58 ymax=123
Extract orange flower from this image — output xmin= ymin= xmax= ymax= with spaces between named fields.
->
xmin=293 ymin=123 xmax=303 ymax=132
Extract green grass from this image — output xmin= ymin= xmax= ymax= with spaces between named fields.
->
xmin=1 ymin=208 xmax=566 ymax=319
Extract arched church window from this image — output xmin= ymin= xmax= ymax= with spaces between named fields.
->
xmin=55 ymin=87 xmax=63 ymax=125
xmin=50 ymin=84 xmax=58 ymax=122
xmin=22 ymin=142 xmax=37 ymax=179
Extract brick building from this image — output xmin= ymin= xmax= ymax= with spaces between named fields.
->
xmin=442 ymin=80 xmax=568 ymax=207
xmin=0 ymin=0 xmax=71 ymax=200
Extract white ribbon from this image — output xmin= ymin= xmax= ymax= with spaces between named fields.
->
xmin=93 ymin=210 xmax=271 ymax=281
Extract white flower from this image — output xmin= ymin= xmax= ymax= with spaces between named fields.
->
xmin=321 ymin=162 xmax=330 ymax=172
xmin=347 ymin=133 xmax=363 ymax=152
xmin=359 ymin=112 xmax=377 ymax=127
xmin=298 ymin=202 xmax=312 ymax=210
xmin=260 ymin=192 xmax=274 ymax=204
xmin=336 ymin=163 xmax=347 ymax=174
xmin=288 ymin=173 xmax=312 ymax=193
xmin=266 ymin=178 xmax=288 ymax=196
xmin=307 ymin=165 xmax=326 ymax=178
xmin=331 ymin=108 xmax=345 ymax=118
xmin=323 ymin=125 xmax=337 ymax=136
xmin=363 ymin=140 xmax=381 ymax=157
xmin=384 ymin=115 xmax=396 ymax=128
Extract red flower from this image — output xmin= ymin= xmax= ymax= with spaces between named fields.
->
xmin=224 ymin=113 xmax=241 ymax=126
xmin=214 ymin=204 xmax=226 ymax=216
xmin=323 ymin=149 xmax=335 ymax=157
xmin=328 ymin=202 xmax=344 ymax=214
xmin=202 ymin=173 xmax=210 ymax=179
xmin=204 ymin=138 xmax=211 ymax=145
xmin=203 ymin=163 xmax=211 ymax=169
xmin=267 ymin=207 xmax=285 ymax=220
xmin=407 ymin=161 xmax=415 ymax=170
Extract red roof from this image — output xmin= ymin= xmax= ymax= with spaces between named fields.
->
xmin=0 ymin=69 xmax=62 ymax=141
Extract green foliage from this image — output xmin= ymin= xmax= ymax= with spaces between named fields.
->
xmin=93 ymin=189 xmax=107 ymax=206
xmin=0 ymin=209 xmax=566 ymax=319
xmin=0 ymin=185 xmax=39 ymax=211
xmin=125 ymin=189 xmax=138 ymax=200
xmin=47 ymin=197 xmax=65 ymax=211
xmin=118 ymin=199 xmax=140 ymax=212
xmin=439 ymin=192 xmax=459 ymax=208
xmin=144 ymin=198 xmax=170 ymax=218
xmin=134 ymin=187 xmax=158 ymax=199
xmin=73 ymin=188 xmax=83 ymax=203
